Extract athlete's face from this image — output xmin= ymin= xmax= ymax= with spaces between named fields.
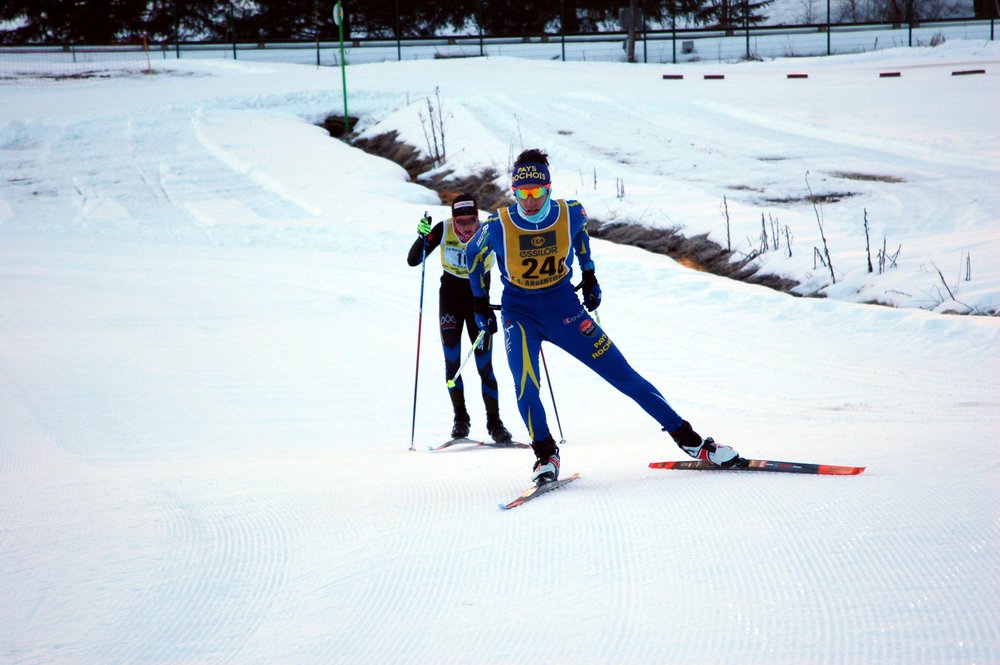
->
xmin=453 ymin=214 xmax=479 ymax=242
xmin=513 ymin=184 xmax=551 ymax=217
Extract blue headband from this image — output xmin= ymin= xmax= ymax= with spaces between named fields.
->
xmin=511 ymin=162 xmax=550 ymax=187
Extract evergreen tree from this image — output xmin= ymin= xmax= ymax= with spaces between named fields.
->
xmin=0 ymin=0 xmax=147 ymax=42
xmin=143 ymin=0 xmax=228 ymax=40
xmin=694 ymin=0 xmax=774 ymax=27
xmin=973 ymin=0 xmax=999 ymax=17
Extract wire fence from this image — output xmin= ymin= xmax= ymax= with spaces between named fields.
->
xmin=1 ymin=17 xmax=995 ymax=76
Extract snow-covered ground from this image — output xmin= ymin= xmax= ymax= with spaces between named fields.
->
xmin=1 ymin=42 xmax=998 ymax=664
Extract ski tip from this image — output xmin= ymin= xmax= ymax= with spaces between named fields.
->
xmin=427 ymin=437 xmax=489 ymax=452
xmin=482 ymin=440 xmax=531 ymax=449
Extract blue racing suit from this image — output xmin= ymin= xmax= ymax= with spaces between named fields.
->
xmin=466 ymin=198 xmax=685 ymax=443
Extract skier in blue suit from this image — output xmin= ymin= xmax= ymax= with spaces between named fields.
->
xmin=465 ymin=149 xmax=740 ymax=483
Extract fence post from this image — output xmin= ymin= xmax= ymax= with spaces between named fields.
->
xmin=826 ymin=0 xmax=831 ymax=55
xmin=745 ymin=0 xmax=751 ymax=59
xmin=478 ymin=0 xmax=485 ymax=56
xmin=672 ymin=19 xmax=677 ymax=64
xmin=560 ymin=0 xmax=566 ymax=61
xmin=395 ymin=0 xmax=402 ymax=61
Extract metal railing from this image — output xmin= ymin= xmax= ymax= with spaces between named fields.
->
xmin=158 ymin=17 xmax=997 ymax=65
xmin=2 ymin=17 xmax=995 ymax=71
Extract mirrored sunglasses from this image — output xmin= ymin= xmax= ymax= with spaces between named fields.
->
xmin=514 ymin=184 xmax=551 ymax=200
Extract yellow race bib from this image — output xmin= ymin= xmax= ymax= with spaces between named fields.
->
xmin=441 ymin=219 xmax=491 ymax=278
xmin=499 ymin=200 xmax=571 ymax=290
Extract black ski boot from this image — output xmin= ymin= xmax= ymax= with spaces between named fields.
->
xmin=450 ymin=389 xmax=471 ymax=439
xmin=451 ymin=416 xmax=471 ymax=439
xmin=486 ymin=412 xmax=513 ymax=444
xmin=482 ymin=395 xmax=512 ymax=444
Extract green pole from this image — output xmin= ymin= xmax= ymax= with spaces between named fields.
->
xmin=335 ymin=1 xmax=350 ymax=134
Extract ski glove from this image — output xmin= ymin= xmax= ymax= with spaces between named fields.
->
xmin=473 ymin=296 xmax=498 ymax=335
xmin=417 ymin=214 xmax=432 ymax=237
xmin=579 ymin=270 xmax=602 ymax=311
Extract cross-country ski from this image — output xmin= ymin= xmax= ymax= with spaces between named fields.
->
xmin=649 ymin=458 xmax=865 ymax=475
xmin=500 ymin=473 xmax=581 ymax=510
xmin=428 ymin=437 xmax=530 ymax=451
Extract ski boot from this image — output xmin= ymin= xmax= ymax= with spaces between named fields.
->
xmin=486 ymin=413 xmax=513 ymax=444
xmin=667 ymin=420 xmax=740 ymax=467
xmin=530 ymin=434 xmax=560 ymax=484
xmin=451 ymin=415 xmax=471 ymax=439
xmin=450 ymin=389 xmax=471 ymax=439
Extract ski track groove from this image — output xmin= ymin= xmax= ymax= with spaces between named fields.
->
xmin=0 ymin=384 xmax=16 ymax=488
xmin=327 ymin=477 xmax=440 ymax=663
xmin=0 ymin=383 xmax=41 ymax=560
xmin=7 ymin=111 xmax=311 ymax=244
xmin=637 ymin=469 xmax=1000 ymax=664
xmin=100 ymin=477 xmax=293 ymax=663
xmin=583 ymin=473 xmax=647 ymax=664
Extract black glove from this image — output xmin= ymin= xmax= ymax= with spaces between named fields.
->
xmin=473 ymin=296 xmax=498 ymax=335
xmin=578 ymin=270 xmax=602 ymax=312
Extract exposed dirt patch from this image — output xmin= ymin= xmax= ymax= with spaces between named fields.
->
xmin=763 ymin=191 xmax=857 ymax=205
xmin=325 ymin=116 xmax=801 ymax=296
xmin=830 ymin=171 xmax=905 ymax=183
xmin=587 ymin=221 xmax=800 ymax=293
xmin=319 ymin=116 xmax=360 ymax=139
xmin=346 ymin=127 xmax=514 ymax=211
xmin=0 ymin=70 xmax=155 ymax=81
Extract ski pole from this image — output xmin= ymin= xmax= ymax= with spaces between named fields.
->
xmin=447 ymin=330 xmax=486 ymax=389
xmin=539 ymin=345 xmax=566 ymax=445
xmin=551 ymin=274 xmax=597 ymax=443
xmin=409 ymin=216 xmax=430 ymax=452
